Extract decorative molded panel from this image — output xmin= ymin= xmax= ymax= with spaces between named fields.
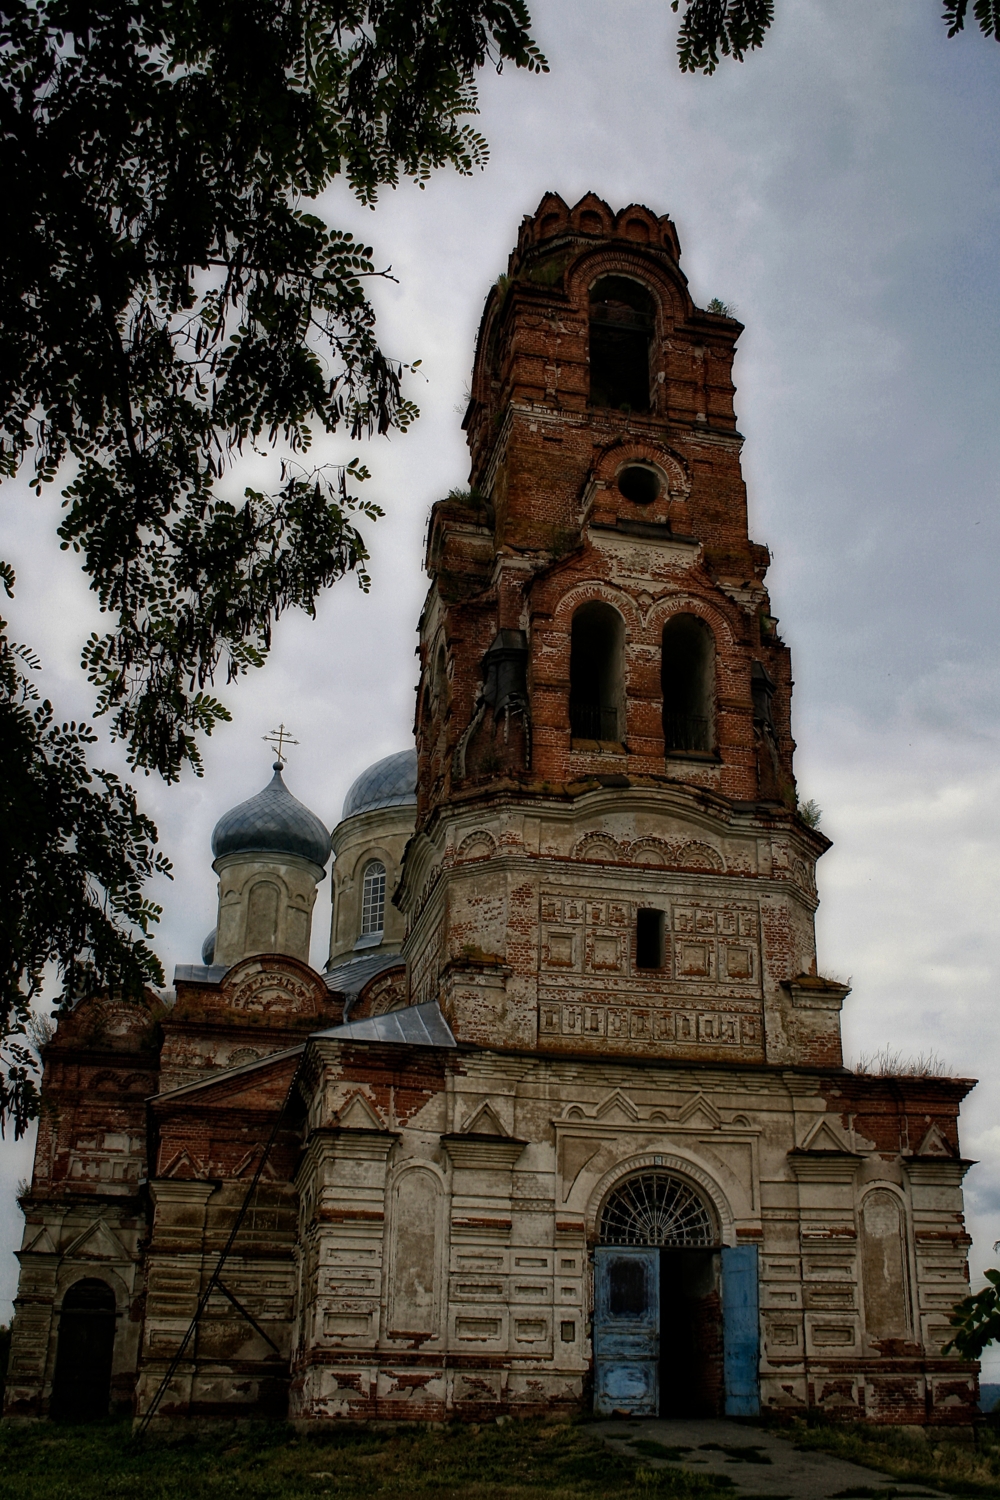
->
xmin=219 ymin=955 xmax=328 ymax=1018
xmin=536 ymin=888 xmax=763 ymax=1058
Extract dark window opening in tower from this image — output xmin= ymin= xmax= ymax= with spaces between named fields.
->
xmin=589 ymin=276 xmax=655 ymax=413
xmin=618 ymin=464 xmax=662 ymax=505
xmin=662 ymin=614 xmax=715 ymax=753
xmin=433 ymin=642 xmax=448 ymax=707
xmin=570 ymin=602 xmax=626 ymax=742
xmin=361 ymin=860 xmax=386 ymax=935
xmin=635 ymin=908 xmax=665 ymax=969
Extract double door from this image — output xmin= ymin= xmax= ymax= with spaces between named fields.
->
xmin=592 ymin=1244 xmax=759 ymax=1418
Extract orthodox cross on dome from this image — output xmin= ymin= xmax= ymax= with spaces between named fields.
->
xmin=262 ymin=722 xmax=299 ymax=767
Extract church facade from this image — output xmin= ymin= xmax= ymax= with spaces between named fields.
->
xmin=4 ymin=194 xmax=979 ymax=1428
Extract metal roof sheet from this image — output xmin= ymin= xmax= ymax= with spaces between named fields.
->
xmin=313 ymin=999 xmax=456 ymax=1048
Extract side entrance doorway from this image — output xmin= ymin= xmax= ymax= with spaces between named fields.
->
xmin=50 ymin=1277 xmax=117 ymax=1421
xmin=592 ymin=1171 xmax=759 ymax=1418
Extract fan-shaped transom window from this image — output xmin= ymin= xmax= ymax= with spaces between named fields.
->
xmin=361 ymin=860 xmax=386 ymax=935
xmin=599 ymin=1171 xmax=716 ymax=1247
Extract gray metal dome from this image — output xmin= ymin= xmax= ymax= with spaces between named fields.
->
xmin=212 ymin=763 xmax=331 ymax=870
xmin=341 ymin=749 xmax=417 ymax=820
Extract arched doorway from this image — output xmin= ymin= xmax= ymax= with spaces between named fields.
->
xmin=50 ymin=1278 xmax=116 ymax=1421
xmin=593 ymin=1170 xmax=726 ymax=1418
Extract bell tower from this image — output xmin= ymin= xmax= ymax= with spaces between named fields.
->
xmin=398 ymin=193 xmax=845 ymax=1066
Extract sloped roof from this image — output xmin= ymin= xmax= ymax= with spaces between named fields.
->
xmin=312 ymin=999 xmax=455 ymax=1048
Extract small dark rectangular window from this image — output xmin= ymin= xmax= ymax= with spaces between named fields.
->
xmin=560 ymin=1320 xmax=576 ymax=1342
xmin=636 ymin=908 xmax=665 ymax=969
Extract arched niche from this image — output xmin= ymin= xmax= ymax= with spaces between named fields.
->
xmin=860 ymin=1189 xmax=912 ymax=1343
xmin=386 ymin=1165 xmax=444 ymax=1342
xmin=246 ymin=879 xmax=281 ymax=951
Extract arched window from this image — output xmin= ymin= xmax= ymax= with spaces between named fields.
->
xmin=570 ymin=602 xmax=625 ymax=743
xmin=51 ymin=1278 xmax=117 ymax=1421
xmin=662 ymin=614 xmax=715 ymax=754
xmin=360 ymin=860 xmax=386 ymax=935
xmin=599 ymin=1171 xmax=716 ymax=1247
xmin=589 ymin=276 xmax=655 ymax=413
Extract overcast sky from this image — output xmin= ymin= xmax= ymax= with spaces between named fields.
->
xmin=2 ymin=0 xmax=999 ymax=1371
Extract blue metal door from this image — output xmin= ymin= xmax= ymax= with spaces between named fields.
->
xmin=593 ymin=1246 xmax=660 ymax=1416
xmin=722 ymin=1244 xmax=760 ymax=1416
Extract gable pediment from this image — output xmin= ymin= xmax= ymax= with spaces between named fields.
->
xmin=335 ymin=1091 xmax=387 ymax=1131
xmin=21 ymin=1225 xmax=59 ymax=1257
xmin=461 ymin=1101 xmax=509 ymax=1137
xmin=677 ymin=1092 xmax=722 ymax=1130
xmin=594 ymin=1089 xmax=640 ymax=1124
xmin=916 ymin=1122 xmax=954 ymax=1158
xmin=800 ymin=1116 xmax=853 ymax=1153
xmin=61 ymin=1218 xmax=129 ymax=1262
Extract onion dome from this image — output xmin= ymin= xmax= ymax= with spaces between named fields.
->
xmin=201 ymin=928 xmax=217 ymax=965
xmin=341 ymin=749 xmax=417 ymax=821
xmin=212 ymin=763 xmax=331 ymax=870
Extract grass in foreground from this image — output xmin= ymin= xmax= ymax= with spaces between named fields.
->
xmin=0 ymin=1417 xmax=741 ymax=1500
xmin=777 ymin=1417 xmax=1000 ymax=1497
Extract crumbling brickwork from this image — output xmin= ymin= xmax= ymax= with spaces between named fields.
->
xmin=4 ymin=996 xmax=160 ymax=1418
xmin=3 ymin=194 xmax=979 ymax=1430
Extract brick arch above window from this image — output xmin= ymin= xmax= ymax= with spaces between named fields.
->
xmin=566 ymin=247 xmax=687 ymax=325
xmin=550 ymin=580 xmax=642 ymax=637
xmin=641 ymin=593 xmax=739 ymax=651
xmin=592 ymin=441 xmax=690 ymax=499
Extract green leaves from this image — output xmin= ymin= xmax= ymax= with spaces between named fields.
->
xmin=670 ymin=0 xmax=775 ymax=74
xmin=944 ymin=1268 xmax=1000 ymax=1359
xmin=0 ymin=613 xmax=171 ymax=1137
xmin=672 ymin=0 xmax=1000 ymax=73
xmin=944 ymin=0 xmax=1000 ymax=40
xmin=0 ymin=1 xmax=546 ymax=1135
xmin=0 ymin=0 xmax=544 ymax=780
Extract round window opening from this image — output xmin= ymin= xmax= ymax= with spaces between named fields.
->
xmin=599 ymin=1170 xmax=716 ymax=1247
xmin=618 ymin=465 xmax=661 ymax=506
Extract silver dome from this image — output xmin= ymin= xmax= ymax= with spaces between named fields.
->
xmin=341 ymin=749 xmax=417 ymax=821
xmin=212 ymin=763 xmax=331 ymax=870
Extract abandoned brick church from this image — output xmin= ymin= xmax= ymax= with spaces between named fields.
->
xmin=5 ymin=194 xmax=979 ymax=1427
